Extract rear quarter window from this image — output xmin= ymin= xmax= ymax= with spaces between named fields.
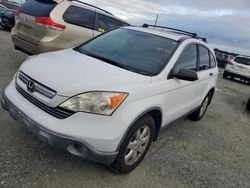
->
xmin=19 ymin=0 xmax=57 ymax=17
xmin=199 ymin=46 xmax=210 ymax=71
xmin=63 ymin=6 xmax=95 ymax=29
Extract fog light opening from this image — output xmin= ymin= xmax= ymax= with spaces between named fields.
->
xmin=67 ymin=143 xmax=86 ymax=156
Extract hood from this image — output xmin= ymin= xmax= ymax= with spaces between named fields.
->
xmin=20 ymin=49 xmax=151 ymax=97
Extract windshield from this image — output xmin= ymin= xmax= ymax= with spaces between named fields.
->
xmin=234 ymin=57 xmax=250 ymax=66
xmin=76 ymin=28 xmax=179 ymax=76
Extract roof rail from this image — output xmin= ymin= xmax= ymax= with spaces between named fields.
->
xmin=68 ymin=0 xmax=113 ymax=15
xmin=142 ymin=24 xmax=207 ymax=43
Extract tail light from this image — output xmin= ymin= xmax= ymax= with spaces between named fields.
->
xmin=35 ymin=17 xmax=65 ymax=30
xmin=227 ymin=59 xmax=233 ymax=65
xmin=15 ymin=9 xmax=20 ymax=16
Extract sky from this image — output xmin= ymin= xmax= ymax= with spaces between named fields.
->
xmin=82 ymin=0 xmax=250 ymax=55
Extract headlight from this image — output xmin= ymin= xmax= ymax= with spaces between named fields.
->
xmin=59 ymin=92 xmax=128 ymax=115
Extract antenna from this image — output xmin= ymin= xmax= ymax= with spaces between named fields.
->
xmin=154 ymin=14 xmax=159 ymax=28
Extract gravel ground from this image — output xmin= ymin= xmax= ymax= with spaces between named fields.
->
xmin=0 ymin=28 xmax=250 ymax=188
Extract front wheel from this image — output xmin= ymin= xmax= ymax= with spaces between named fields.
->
xmin=189 ymin=93 xmax=211 ymax=121
xmin=110 ymin=115 xmax=155 ymax=174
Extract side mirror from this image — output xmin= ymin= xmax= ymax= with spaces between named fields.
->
xmin=170 ymin=69 xmax=198 ymax=82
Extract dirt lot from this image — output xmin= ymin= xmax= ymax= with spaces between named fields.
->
xmin=0 ymin=28 xmax=250 ymax=188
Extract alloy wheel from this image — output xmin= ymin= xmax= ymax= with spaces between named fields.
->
xmin=124 ymin=126 xmax=151 ymax=166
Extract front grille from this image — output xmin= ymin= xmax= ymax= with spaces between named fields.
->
xmin=16 ymin=84 xmax=75 ymax=119
xmin=18 ymin=71 xmax=56 ymax=99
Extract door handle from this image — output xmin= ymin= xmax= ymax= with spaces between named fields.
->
xmin=209 ymin=73 xmax=213 ymax=76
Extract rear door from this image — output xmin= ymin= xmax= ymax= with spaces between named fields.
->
xmin=196 ymin=45 xmax=218 ymax=103
xmin=16 ymin=0 xmax=57 ymax=44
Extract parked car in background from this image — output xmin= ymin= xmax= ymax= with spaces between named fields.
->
xmin=0 ymin=4 xmax=7 ymax=19
xmin=247 ymin=97 xmax=250 ymax=111
xmin=0 ymin=3 xmax=7 ymax=10
xmin=2 ymin=25 xmax=218 ymax=173
xmin=0 ymin=9 xmax=15 ymax=30
xmin=223 ymin=55 xmax=250 ymax=83
xmin=0 ymin=3 xmax=16 ymax=29
xmin=12 ymin=0 xmax=130 ymax=54
xmin=0 ymin=1 xmax=20 ymax=10
xmin=214 ymin=49 xmax=237 ymax=68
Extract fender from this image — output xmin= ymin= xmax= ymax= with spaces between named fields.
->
xmin=116 ymin=107 xmax=162 ymax=151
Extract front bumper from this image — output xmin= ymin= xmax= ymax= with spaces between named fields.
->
xmin=1 ymin=93 xmax=118 ymax=165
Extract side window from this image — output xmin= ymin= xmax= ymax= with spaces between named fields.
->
xmin=63 ymin=6 xmax=95 ymax=29
xmin=120 ymin=21 xmax=130 ymax=27
xmin=173 ymin=44 xmax=197 ymax=73
xmin=97 ymin=14 xmax=121 ymax=33
xmin=199 ymin=46 xmax=210 ymax=70
xmin=210 ymin=52 xmax=217 ymax=68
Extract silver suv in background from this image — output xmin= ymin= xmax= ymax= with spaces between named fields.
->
xmin=223 ymin=55 xmax=250 ymax=83
xmin=11 ymin=0 xmax=130 ymax=54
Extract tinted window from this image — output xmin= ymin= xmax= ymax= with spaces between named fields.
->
xmin=77 ymin=28 xmax=179 ymax=76
xmin=173 ymin=45 xmax=197 ymax=73
xmin=97 ymin=14 xmax=121 ymax=32
xmin=199 ymin=46 xmax=210 ymax=70
xmin=63 ymin=6 xmax=95 ymax=29
xmin=210 ymin=52 xmax=217 ymax=68
xmin=121 ymin=21 xmax=130 ymax=27
xmin=234 ymin=57 xmax=250 ymax=66
xmin=20 ymin=0 xmax=56 ymax=17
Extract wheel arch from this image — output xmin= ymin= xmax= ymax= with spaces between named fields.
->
xmin=116 ymin=107 xmax=163 ymax=152
xmin=208 ymin=87 xmax=215 ymax=104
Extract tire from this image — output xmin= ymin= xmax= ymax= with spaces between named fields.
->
xmin=223 ymin=72 xmax=228 ymax=79
xmin=2 ymin=26 xmax=11 ymax=31
xmin=189 ymin=93 xmax=212 ymax=121
xmin=110 ymin=115 xmax=155 ymax=174
xmin=246 ymin=98 xmax=250 ymax=111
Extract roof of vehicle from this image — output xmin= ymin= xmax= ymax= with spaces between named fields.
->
xmin=126 ymin=25 xmax=207 ymax=43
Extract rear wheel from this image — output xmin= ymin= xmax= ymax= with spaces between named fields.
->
xmin=189 ymin=93 xmax=211 ymax=121
xmin=223 ymin=71 xmax=228 ymax=79
xmin=110 ymin=115 xmax=155 ymax=174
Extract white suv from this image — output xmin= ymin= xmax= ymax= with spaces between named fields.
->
xmin=2 ymin=25 xmax=218 ymax=173
xmin=223 ymin=55 xmax=250 ymax=83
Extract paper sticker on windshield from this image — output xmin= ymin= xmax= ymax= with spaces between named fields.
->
xmin=98 ymin=28 xmax=105 ymax=33
xmin=155 ymin=47 xmax=171 ymax=54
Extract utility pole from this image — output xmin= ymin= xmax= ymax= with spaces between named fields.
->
xmin=154 ymin=14 xmax=159 ymax=28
